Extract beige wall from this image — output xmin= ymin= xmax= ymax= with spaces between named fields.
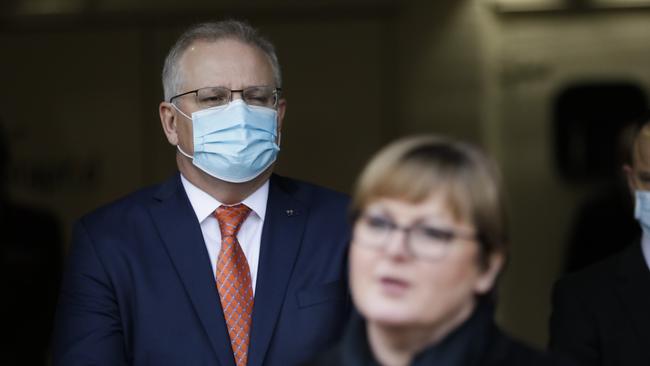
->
xmin=1 ymin=28 xmax=147 ymax=242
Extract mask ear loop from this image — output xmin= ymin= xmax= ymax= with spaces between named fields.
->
xmin=177 ymin=145 xmax=194 ymax=159
xmin=171 ymin=103 xmax=192 ymax=120
xmin=170 ymin=103 xmax=194 ymax=159
xmin=275 ymin=108 xmax=282 ymax=147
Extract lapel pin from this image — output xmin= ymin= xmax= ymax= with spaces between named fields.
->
xmin=286 ymin=209 xmax=295 ymax=216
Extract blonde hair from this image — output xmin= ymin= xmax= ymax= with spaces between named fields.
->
xmin=351 ymin=135 xmax=507 ymax=266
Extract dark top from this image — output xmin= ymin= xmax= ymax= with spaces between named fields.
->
xmin=0 ymin=200 xmax=62 ymax=366
xmin=549 ymin=242 xmax=650 ymax=366
xmin=563 ymin=183 xmax=639 ymax=272
xmin=308 ymin=302 xmax=573 ymax=366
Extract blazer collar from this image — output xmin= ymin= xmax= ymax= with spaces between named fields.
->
xmin=247 ymin=174 xmax=310 ymax=366
xmin=149 ymin=173 xmax=235 ymax=366
xmin=615 ymin=242 xmax=650 ymax=355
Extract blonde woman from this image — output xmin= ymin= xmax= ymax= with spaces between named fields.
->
xmin=308 ymin=136 xmax=572 ymax=366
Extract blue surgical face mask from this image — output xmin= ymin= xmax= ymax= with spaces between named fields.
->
xmin=634 ymin=190 xmax=650 ymax=232
xmin=173 ymin=99 xmax=280 ymax=183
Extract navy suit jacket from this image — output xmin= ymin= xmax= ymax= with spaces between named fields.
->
xmin=53 ymin=174 xmax=351 ymax=366
xmin=549 ymin=242 xmax=650 ymax=366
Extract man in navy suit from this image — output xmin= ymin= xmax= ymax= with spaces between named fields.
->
xmin=53 ymin=20 xmax=350 ymax=366
xmin=549 ymin=121 xmax=650 ymax=366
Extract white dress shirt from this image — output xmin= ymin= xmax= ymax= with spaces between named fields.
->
xmin=180 ymin=174 xmax=268 ymax=295
xmin=642 ymin=230 xmax=650 ymax=272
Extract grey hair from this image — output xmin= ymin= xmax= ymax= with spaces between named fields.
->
xmin=162 ymin=19 xmax=282 ymax=101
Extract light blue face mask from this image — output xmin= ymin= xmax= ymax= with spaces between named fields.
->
xmin=174 ymin=99 xmax=280 ymax=183
xmin=634 ymin=190 xmax=650 ymax=232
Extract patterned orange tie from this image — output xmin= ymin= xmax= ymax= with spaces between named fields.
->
xmin=215 ymin=204 xmax=253 ymax=366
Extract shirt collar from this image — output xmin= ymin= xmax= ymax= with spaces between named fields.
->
xmin=180 ymin=174 xmax=269 ymax=223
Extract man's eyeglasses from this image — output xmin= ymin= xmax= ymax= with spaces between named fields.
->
xmin=354 ymin=213 xmax=477 ymax=261
xmin=169 ymin=85 xmax=282 ymax=109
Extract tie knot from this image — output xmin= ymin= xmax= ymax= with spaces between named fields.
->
xmin=215 ymin=203 xmax=251 ymax=238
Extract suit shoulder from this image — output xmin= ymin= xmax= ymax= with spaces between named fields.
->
xmin=77 ymin=181 xmax=164 ymax=228
xmin=490 ymin=329 xmax=577 ymax=366
xmin=272 ymin=175 xmax=349 ymax=207
xmin=555 ymin=249 xmax=625 ymax=293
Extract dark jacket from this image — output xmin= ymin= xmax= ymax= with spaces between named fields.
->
xmin=308 ymin=302 xmax=573 ymax=366
xmin=549 ymin=242 xmax=650 ymax=366
xmin=53 ymin=173 xmax=351 ymax=366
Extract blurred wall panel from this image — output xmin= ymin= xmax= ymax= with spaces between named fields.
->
xmin=0 ymin=29 xmax=146 ymax=245
xmin=269 ymin=19 xmax=394 ymax=193
xmin=396 ymin=1 xmax=483 ymax=143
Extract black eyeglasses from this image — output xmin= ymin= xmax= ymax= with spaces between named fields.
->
xmin=354 ymin=213 xmax=477 ymax=261
xmin=169 ymin=85 xmax=282 ymax=109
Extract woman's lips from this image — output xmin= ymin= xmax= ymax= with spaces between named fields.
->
xmin=379 ymin=277 xmax=410 ymax=297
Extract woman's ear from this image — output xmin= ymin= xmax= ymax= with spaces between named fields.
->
xmin=474 ymin=252 xmax=505 ymax=295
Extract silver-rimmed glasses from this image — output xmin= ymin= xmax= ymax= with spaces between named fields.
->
xmin=354 ymin=213 xmax=477 ymax=261
xmin=169 ymin=85 xmax=282 ymax=109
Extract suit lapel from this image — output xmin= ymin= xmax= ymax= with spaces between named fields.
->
xmin=615 ymin=243 xmax=650 ymax=357
xmin=247 ymin=175 xmax=309 ymax=366
xmin=148 ymin=174 xmax=235 ymax=366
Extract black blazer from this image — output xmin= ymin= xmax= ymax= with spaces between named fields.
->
xmin=308 ymin=304 xmax=572 ymax=366
xmin=549 ymin=242 xmax=650 ymax=366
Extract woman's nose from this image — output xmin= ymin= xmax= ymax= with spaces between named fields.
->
xmin=383 ymin=228 xmax=412 ymax=260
